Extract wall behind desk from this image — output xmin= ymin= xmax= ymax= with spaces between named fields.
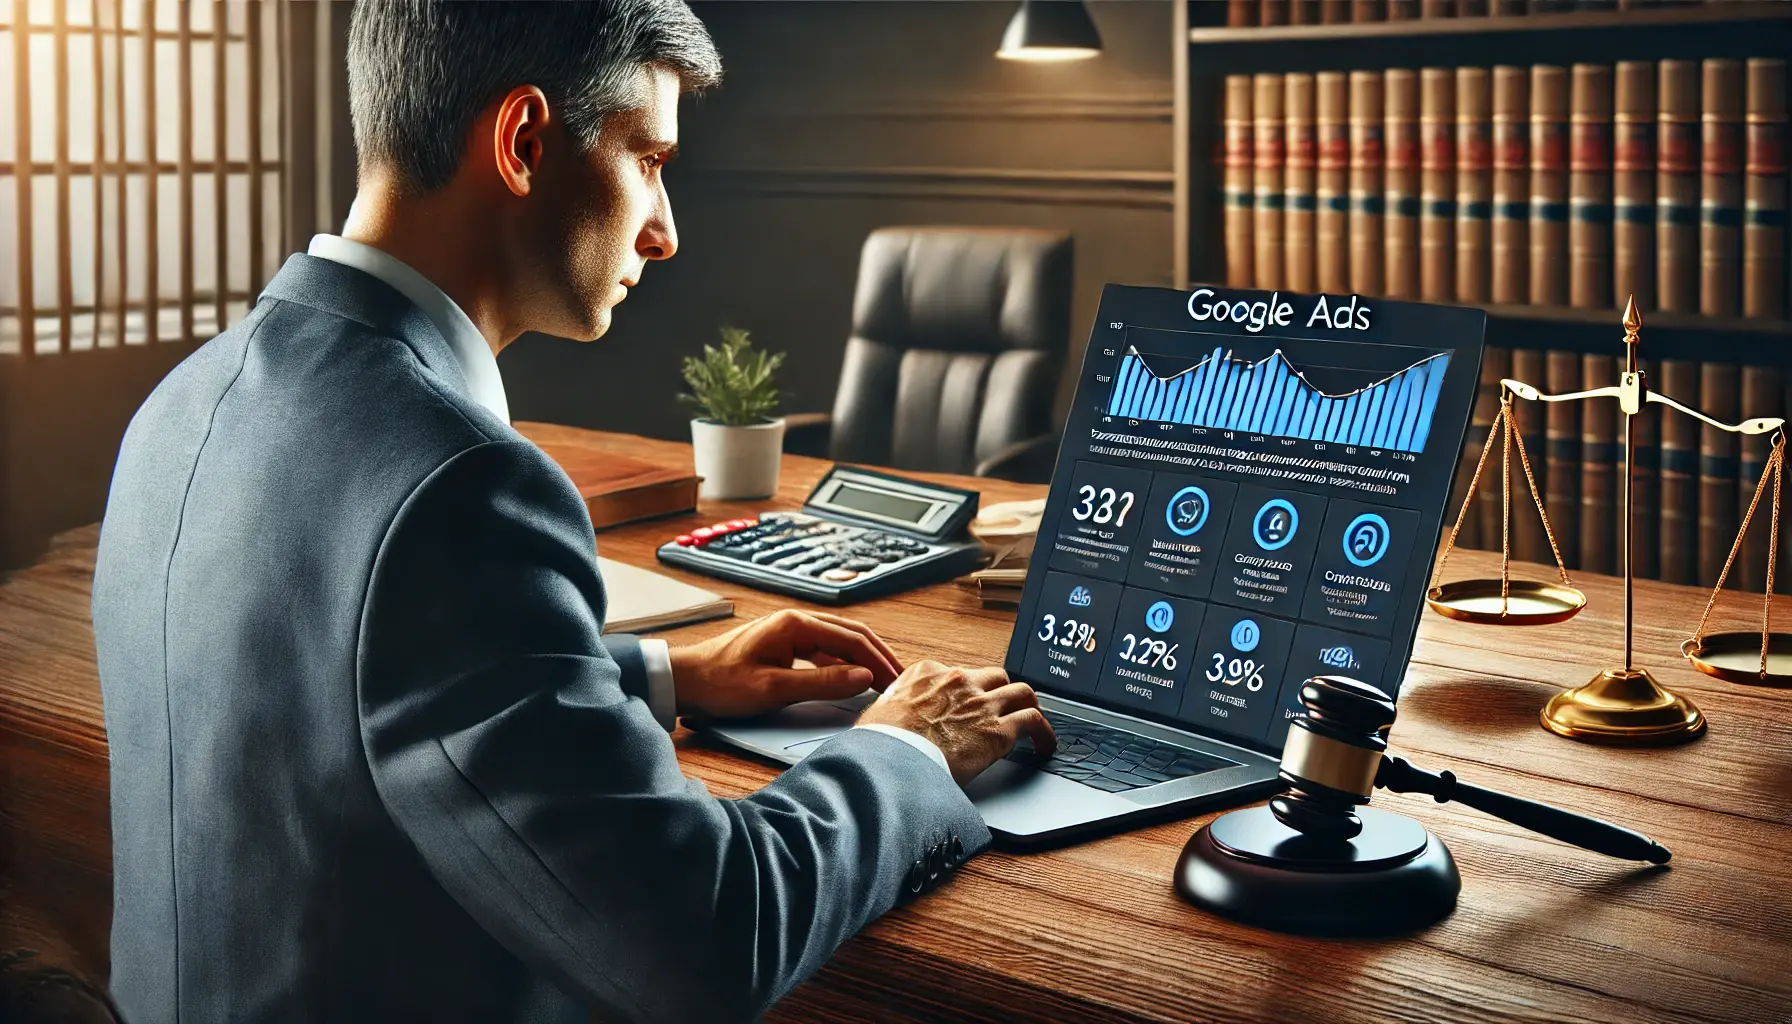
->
xmin=501 ymin=0 xmax=1175 ymax=444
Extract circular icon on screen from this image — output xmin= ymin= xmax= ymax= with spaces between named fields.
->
xmin=1252 ymin=498 xmax=1299 ymax=551
xmin=1165 ymin=485 xmax=1211 ymax=537
xmin=1145 ymin=601 xmax=1175 ymax=633
xmin=1230 ymin=618 xmax=1261 ymax=653
xmin=1343 ymin=512 xmax=1392 ymax=567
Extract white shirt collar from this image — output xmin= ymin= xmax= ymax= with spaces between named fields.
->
xmin=306 ymin=233 xmax=511 ymax=423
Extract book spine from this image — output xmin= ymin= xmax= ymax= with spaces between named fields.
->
xmin=1701 ymin=59 xmax=1745 ymax=317
xmin=1531 ymin=65 xmax=1571 ymax=307
xmin=1492 ymin=66 xmax=1531 ymax=305
xmin=1291 ymin=0 xmax=1323 ymax=23
xmin=1318 ymin=72 xmax=1352 ymax=292
xmin=1255 ymin=74 xmax=1288 ymax=291
xmin=1458 ymin=0 xmax=1489 ymax=13
xmin=1745 ymin=58 xmax=1787 ymax=319
xmin=1657 ymin=61 xmax=1702 ymax=314
xmin=1285 ymin=74 xmax=1319 ymax=294
xmin=1350 ymin=71 xmax=1387 ymax=296
xmin=1225 ymin=75 xmax=1256 ymax=289
xmin=1421 ymin=68 xmax=1458 ymax=302
xmin=1512 ymin=347 xmax=1551 ymax=564
xmin=1385 ymin=69 xmax=1422 ymax=299
xmin=1570 ymin=64 xmax=1614 ymax=310
xmin=1353 ymin=0 xmax=1386 ymax=19
xmin=1698 ymin=362 xmax=1740 ymax=586
xmin=1471 ymin=346 xmax=1510 ymax=551
xmin=1631 ymin=359 xmax=1661 ymax=581
xmin=1545 ymin=350 xmax=1582 ymax=567
xmin=1579 ymin=353 xmax=1617 ymax=574
xmin=1261 ymin=0 xmax=1291 ymax=24
xmin=1323 ymin=0 xmax=1351 ymax=22
xmin=1614 ymin=61 xmax=1657 ymax=311
xmin=1419 ymin=0 xmax=1453 ymax=13
xmin=1738 ymin=365 xmax=1781 ymax=592
xmin=1457 ymin=67 xmax=1494 ymax=303
xmin=1389 ymin=0 xmax=1419 ymax=17
xmin=1658 ymin=359 xmax=1701 ymax=585
xmin=1229 ymin=0 xmax=1256 ymax=26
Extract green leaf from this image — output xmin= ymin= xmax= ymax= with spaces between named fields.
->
xmin=678 ymin=325 xmax=786 ymax=426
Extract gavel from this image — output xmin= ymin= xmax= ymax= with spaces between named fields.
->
xmin=1275 ymin=676 xmax=1671 ymax=863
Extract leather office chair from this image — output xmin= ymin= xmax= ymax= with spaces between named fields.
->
xmin=785 ymin=226 xmax=1073 ymax=483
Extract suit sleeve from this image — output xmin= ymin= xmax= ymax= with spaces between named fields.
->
xmin=355 ymin=439 xmax=989 ymax=1024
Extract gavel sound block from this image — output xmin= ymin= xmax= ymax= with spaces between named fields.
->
xmin=1176 ymin=676 xmax=1670 ymax=938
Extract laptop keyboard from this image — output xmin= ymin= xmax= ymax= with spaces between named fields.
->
xmin=1006 ymin=711 xmax=1240 ymax=793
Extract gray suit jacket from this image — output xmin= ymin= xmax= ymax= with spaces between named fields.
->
xmin=91 ymin=254 xmax=989 ymax=1024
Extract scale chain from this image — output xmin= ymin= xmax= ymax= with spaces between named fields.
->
xmin=1429 ymin=402 xmax=1507 ymax=593
xmin=1685 ymin=436 xmax=1786 ymax=679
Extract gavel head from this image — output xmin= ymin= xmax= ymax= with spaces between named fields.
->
xmin=1269 ymin=676 xmax=1398 ymax=842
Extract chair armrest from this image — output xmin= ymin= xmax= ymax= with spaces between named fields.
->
xmin=974 ymin=433 xmax=1060 ymax=483
xmin=782 ymin=411 xmax=833 ymax=459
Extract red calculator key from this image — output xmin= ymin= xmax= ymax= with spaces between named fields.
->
xmin=726 ymin=519 xmax=750 ymax=529
xmin=691 ymin=527 xmax=716 ymax=541
xmin=674 ymin=534 xmax=696 ymax=546
xmin=709 ymin=522 xmax=731 ymax=533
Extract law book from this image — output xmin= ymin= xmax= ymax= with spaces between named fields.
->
xmin=1349 ymin=71 xmax=1387 ymax=296
xmin=1698 ymin=362 xmax=1740 ymax=586
xmin=1614 ymin=61 xmax=1657 ymax=311
xmin=1469 ymin=345 xmax=1511 ymax=550
xmin=1419 ymin=0 xmax=1453 ymax=13
xmin=1456 ymin=67 xmax=1494 ymax=303
xmin=1261 ymin=0 xmax=1291 ymax=24
xmin=1744 ymin=58 xmax=1786 ymax=319
xmin=1291 ymin=0 xmax=1323 ymax=23
xmin=1421 ymin=68 xmax=1457 ymax=302
xmin=1285 ymin=74 xmax=1319 ymax=293
xmin=1225 ymin=75 xmax=1256 ymax=289
xmin=1630 ymin=358 xmax=1661 ymax=582
xmin=1385 ymin=69 xmax=1422 ymax=299
xmin=1570 ymin=64 xmax=1614 ymax=310
xmin=1317 ymin=72 xmax=1352 ymax=292
xmin=1512 ymin=347 xmax=1551 ymax=564
xmin=1657 ymin=61 xmax=1702 ymax=314
xmin=596 ymin=557 xmax=735 ymax=634
xmin=1492 ymin=66 xmax=1531 ymax=305
xmin=1389 ymin=0 xmax=1419 ymax=16
xmin=1701 ymin=59 xmax=1745 ymax=318
xmin=1531 ymin=65 xmax=1571 ymax=307
xmin=1458 ymin=0 xmax=1490 ymax=12
xmin=1658 ymin=359 xmax=1701 ymax=585
xmin=1228 ymin=0 xmax=1256 ymax=26
xmin=1323 ymin=0 xmax=1351 ymax=22
xmin=533 ymin=442 xmax=702 ymax=530
xmin=1579 ymin=353 xmax=1618 ymax=574
xmin=1254 ymin=74 xmax=1288 ymax=291
xmin=1737 ymin=365 xmax=1781 ymax=592
xmin=1353 ymin=0 xmax=1386 ymax=19
xmin=1545 ymin=350 xmax=1583 ymax=567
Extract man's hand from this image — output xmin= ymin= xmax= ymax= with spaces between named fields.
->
xmin=858 ymin=661 xmax=1056 ymax=785
xmin=668 ymin=609 xmax=903 ymax=719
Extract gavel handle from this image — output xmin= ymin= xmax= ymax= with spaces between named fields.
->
xmin=1376 ymin=756 xmax=1672 ymax=864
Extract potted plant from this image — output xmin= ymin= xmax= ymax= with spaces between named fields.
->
xmin=679 ymin=325 xmax=787 ymax=500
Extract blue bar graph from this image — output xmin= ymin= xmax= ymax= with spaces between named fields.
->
xmin=1105 ymin=346 xmax=1452 ymax=454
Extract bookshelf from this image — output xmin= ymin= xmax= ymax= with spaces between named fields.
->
xmin=1172 ymin=2 xmax=1792 ymax=368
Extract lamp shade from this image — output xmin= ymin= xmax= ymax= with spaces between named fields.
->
xmin=996 ymin=0 xmax=1103 ymax=62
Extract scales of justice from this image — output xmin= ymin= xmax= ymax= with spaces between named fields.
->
xmin=1426 ymin=296 xmax=1791 ymax=745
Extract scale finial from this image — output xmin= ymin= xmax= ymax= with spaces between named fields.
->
xmin=1622 ymin=294 xmax=1642 ymax=344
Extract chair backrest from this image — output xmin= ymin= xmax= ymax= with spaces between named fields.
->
xmin=828 ymin=226 xmax=1073 ymax=475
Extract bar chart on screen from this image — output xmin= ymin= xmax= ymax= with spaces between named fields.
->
xmin=1104 ymin=346 xmax=1453 ymax=455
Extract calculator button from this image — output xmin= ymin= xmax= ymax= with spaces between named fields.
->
xmin=843 ymin=558 xmax=881 ymax=572
xmin=674 ymin=534 xmax=695 ymax=546
xmin=805 ymin=558 xmax=843 ymax=576
xmin=752 ymin=542 xmax=809 ymax=564
xmin=772 ymin=550 xmax=825 ymax=570
xmin=821 ymin=569 xmax=860 ymax=582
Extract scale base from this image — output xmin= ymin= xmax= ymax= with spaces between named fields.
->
xmin=1541 ymin=666 xmax=1706 ymax=745
xmin=1175 ymin=805 xmax=1460 ymax=937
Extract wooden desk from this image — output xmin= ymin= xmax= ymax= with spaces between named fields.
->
xmin=3 ymin=424 xmax=1790 ymax=1022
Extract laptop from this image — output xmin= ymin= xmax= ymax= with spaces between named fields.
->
xmin=699 ymin=284 xmax=1487 ymax=847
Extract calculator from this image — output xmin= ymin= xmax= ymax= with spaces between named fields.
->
xmin=655 ymin=466 xmax=985 ymax=604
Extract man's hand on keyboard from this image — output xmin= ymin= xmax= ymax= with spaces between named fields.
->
xmin=859 ymin=661 xmax=1058 ymax=785
xmin=669 ymin=609 xmax=903 ymax=718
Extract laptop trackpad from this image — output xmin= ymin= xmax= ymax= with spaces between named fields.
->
xmin=963 ymin=759 xmax=1132 ymax=837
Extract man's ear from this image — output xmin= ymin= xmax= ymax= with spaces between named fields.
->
xmin=492 ymin=85 xmax=551 ymax=197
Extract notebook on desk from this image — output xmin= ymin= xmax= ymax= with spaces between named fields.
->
xmin=598 ymin=557 xmax=735 ymax=634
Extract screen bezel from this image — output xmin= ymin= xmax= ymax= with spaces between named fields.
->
xmin=1003 ymin=285 xmax=1487 ymax=757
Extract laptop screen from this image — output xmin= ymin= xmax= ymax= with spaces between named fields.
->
xmin=1003 ymin=285 xmax=1487 ymax=756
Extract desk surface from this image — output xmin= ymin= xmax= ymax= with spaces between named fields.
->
xmin=2 ymin=424 xmax=1790 ymax=1023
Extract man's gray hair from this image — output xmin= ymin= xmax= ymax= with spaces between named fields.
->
xmin=348 ymin=0 xmax=722 ymax=194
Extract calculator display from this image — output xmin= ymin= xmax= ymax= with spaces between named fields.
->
xmin=830 ymin=483 xmax=934 ymax=524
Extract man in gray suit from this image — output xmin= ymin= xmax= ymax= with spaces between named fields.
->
xmin=90 ymin=3 xmax=1054 ymax=1022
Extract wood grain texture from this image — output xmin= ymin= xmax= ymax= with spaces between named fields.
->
xmin=2 ymin=425 xmax=1790 ymax=1022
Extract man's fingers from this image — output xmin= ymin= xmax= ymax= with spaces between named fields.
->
xmin=963 ymin=666 xmax=1010 ymax=691
xmin=762 ymin=663 xmax=876 ymax=703
xmin=804 ymin=611 xmax=904 ymax=674
xmin=1003 ymin=706 xmax=1057 ymax=758
xmin=777 ymin=616 xmax=899 ymax=684
xmin=983 ymin=681 xmax=1040 ymax=714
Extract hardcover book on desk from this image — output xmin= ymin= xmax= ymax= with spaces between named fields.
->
xmin=533 ymin=442 xmax=699 ymax=530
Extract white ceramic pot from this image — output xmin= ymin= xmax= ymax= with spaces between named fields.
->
xmin=690 ymin=417 xmax=786 ymax=500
